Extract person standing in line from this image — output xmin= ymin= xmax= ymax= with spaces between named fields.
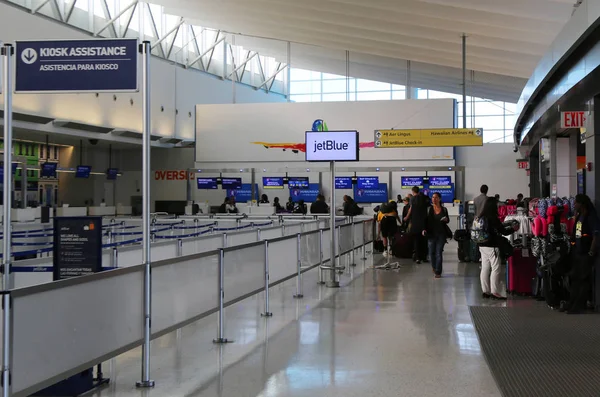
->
xmin=310 ymin=194 xmax=329 ymax=214
xmin=404 ymin=186 xmax=429 ymax=264
xmin=563 ymin=194 xmax=599 ymax=314
xmin=273 ymin=197 xmax=283 ymax=213
xmin=473 ymin=184 xmax=489 ymax=218
xmin=478 ymin=198 xmax=517 ymax=300
xmin=423 ymin=192 xmax=449 ymax=278
xmin=377 ymin=201 xmax=401 ymax=257
xmin=401 ymin=196 xmax=411 ymax=232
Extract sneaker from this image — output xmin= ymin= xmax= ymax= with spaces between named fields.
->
xmin=416 ymin=260 xmax=421 ymax=264
xmin=482 ymin=293 xmax=491 ymax=299
xmin=434 ymin=274 xmax=441 ymax=279
xmin=491 ymin=295 xmax=507 ymax=301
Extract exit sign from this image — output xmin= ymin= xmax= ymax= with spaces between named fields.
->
xmin=518 ymin=161 xmax=529 ymax=169
xmin=561 ymin=111 xmax=586 ymax=129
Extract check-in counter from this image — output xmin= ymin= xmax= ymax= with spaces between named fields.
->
xmin=11 ymin=208 xmax=37 ymax=222
xmin=116 ymin=205 xmax=132 ymax=215
xmin=56 ymin=207 xmax=88 ymax=217
xmin=251 ymin=206 xmax=275 ymax=216
xmin=88 ymin=206 xmax=116 ymax=216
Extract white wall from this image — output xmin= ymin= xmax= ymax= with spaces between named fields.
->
xmin=456 ymin=143 xmax=529 ymax=201
xmin=195 ymin=99 xmax=456 ymax=164
xmin=0 ymin=2 xmax=284 ymax=140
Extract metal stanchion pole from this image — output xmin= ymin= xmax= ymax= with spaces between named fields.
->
xmin=177 ymin=238 xmax=183 ymax=257
xmin=350 ymin=218 xmax=356 ymax=267
xmin=261 ymin=240 xmax=272 ymax=317
xmin=327 ymin=161 xmax=340 ymax=288
xmin=136 ymin=40 xmax=155 ymax=389
xmin=294 ymin=233 xmax=304 ymax=298
xmin=257 ymin=228 xmax=261 ymax=241
xmin=111 ymin=247 xmax=118 ymax=268
xmin=223 ymin=232 xmax=227 ymax=248
xmin=213 ymin=249 xmax=233 ymax=343
xmin=1 ymin=43 xmax=14 ymax=397
xmin=317 ymin=229 xmax=325 ymax=285
xmin=337 ymin=226 xmax=344 ymax=275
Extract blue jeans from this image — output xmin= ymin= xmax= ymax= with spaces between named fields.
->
xmin=428 ymin=235 xmax=446 ymax=275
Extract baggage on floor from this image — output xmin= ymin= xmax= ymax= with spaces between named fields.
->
xmin=507 ymin=248 xmax=537 ymax=295
xmin=458 ymin=239 xmax=471 ymax=262
xmin=392 ymin=233 xmax=414 ymax=259
xmin=470 ymin=240 xmax=481 ymax=262
xmin=374 ymin=239 xmax=385 ymax=253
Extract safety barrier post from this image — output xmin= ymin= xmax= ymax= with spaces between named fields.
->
xmin=281 ymin=224 xmax=286 ymax=237
xmin=222 ymin=233 xmax=227 ymax=248
xmin=317 ymin=229 xmax=325 ymax=285
xmin=261 ymin=240 xmax=272 ymax=317
xmin=337 ymin=226 xmax=344 ymax=274
xmin=256 ymin=228 xmax=261 ymax=241
xmin=107 ymin=230 xmax=113 ymax=246
xmin=350 ymin=218 xmax=356 ymax=267
xmin=111 ymin=247 xmax=118 ymax=268
xmin=1 ymin=43 xmax=14 ymax=397
xmin=176 ymin=239 xmax=183 ymax=257
xmin=136 ymin=40 xmax=155 ymax=389
xmin=213 ymin=249 xmax=233 ymax=343
xmin=294 ymin=233 xmax=304 ymax=298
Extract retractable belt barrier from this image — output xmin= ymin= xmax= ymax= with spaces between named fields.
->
xmin=0 ymin=218 xmax=374 ymax=397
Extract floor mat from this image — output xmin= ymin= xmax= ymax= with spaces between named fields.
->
xmin=469 ymin=306 xmax=600 ymax=397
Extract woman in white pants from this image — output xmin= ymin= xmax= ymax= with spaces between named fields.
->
xmin=477 ymin=198 xmax=516 ymax=300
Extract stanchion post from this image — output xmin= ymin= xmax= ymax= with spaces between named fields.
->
xmin=337 ymin=226 xmax=344 ymax=274
xmin=136 ymin=40 xmax=155 ymax=389
xmin=317 ymin=229 xmax=325 ymax=285
xmin=261 ymin=240 xmax=272 ymax=317
xmin=256 ymin=228 xmax=261 ymax=241
xmin=327 ymin=160 xmax=340 ymax=288
xmin=213 ymin=249 xmax=233 ymax=343
xmin=282 ymin=224 xmax=286 ymax=237
xmin=1 ymin=43 xmax=14 ymax=397
xmin=177 ymin=238 xmax=183 ymax=257
xmin=350 ymin=218 xmax=356 ymax=267
xmin=222 ymin=232 xmax=227 ymax=248
xmin=294 ymin=233 xmax=304 ymax=298
xmin=111 ymin=247 xmax=118 ymax=268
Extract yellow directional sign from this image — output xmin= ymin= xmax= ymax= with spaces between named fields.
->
xmin=374 ymin=128 xmax=483 ymax=148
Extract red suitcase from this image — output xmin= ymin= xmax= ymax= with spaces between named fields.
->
xmin=507 ymin=248 xmax=537 ymax=295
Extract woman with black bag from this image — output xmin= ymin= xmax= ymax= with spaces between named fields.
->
xmin=422 ymin=193 xmax=452 ymax=278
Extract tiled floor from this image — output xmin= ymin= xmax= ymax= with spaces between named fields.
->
xmin=90 ymin=244 xmax=504 ymax=397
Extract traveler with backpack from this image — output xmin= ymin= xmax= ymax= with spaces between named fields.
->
xmin=475 ymin=197 xmax=518 ymax=300
xmin=423 ymin=193 xmax=450 ymax=278
xmin=377 ymin=201 xmax=401 ymax=257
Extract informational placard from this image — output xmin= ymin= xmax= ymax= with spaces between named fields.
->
xmin=197 ymin=177 xmax=218 ymax=189
xmin=305 ymin=130 xmax=359 ymax=162
xmin=401 ymin=177 xmax=424 ymax=188
xmin=290 ymin=183 xmax=320 ymax=202
xmin=228 ymin=183 xmax=258 ymax=203
xmin=429 ymin=176 xmax=452 ymax=187
xmin=263 ymin=177 xmax=284 ymax=189
xmin=354 ymin=183 xmax=388 ymax=203
xmin=53 ymin=216 xmax=102 ymax=280
xmin=221 ymin=177 xmax=242 ymax=189
xmin=374 ymin=128 xmax=483 ymax=148
xmin=15 ymin=39 xmax=138 ymax=93
xmin=288 ymin=177 xmax=309 ymax=189
xmin=357 ymin=176 xmax=379 ymax=189
xmin=335 ymin=177 xmax=353 ymax=189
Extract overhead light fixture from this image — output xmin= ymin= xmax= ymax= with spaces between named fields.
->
xmin=54 ymin=119 xmax=113 ymax=134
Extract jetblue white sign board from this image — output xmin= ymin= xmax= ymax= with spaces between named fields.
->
xmin=15 ymin=39 xmax=138 ymax=93
xmin=305 ymin=130 xmax=359 ymax=162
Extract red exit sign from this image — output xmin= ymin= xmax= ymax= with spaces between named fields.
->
xmin=518 ymin=161 xmax=529 ymax=169
xmin=561 ymin=111 xmax=586 ymax=129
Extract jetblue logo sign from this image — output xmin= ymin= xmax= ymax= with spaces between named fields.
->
xmin=15 ymin=39 xmax=138 ymax=93
xmin=305 ymin=130 xmax=359 ymax=162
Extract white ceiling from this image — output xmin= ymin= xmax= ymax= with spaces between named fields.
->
xmin=157 ymin=0 xmax=577 ymax=101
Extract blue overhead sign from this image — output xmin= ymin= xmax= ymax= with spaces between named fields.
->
xmin=354 ymin=183 xmax=388 ymax=203
xmin=15 ymin=39 xmax=138 ymax=93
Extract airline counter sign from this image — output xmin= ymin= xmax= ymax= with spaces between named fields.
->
xmin=374 ymin=128 xmax=483 ymax=148
xmin=15 ymin=39 xmax=138 ymax=93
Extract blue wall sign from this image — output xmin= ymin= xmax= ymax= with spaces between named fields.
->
xmin=290 ymin=183 xmax=320 ymax=202
xmin=429 ymin=176 xmax=452 ymax=187
xmin=401 ymin=177 xmax=424 ymax=188
xmin=15 ymin=39 xmax=138 ymax=93
xmin=428 ymin=184 xmax=455 ymax=204
xmin=227 ymin=183 xmax=258 ymax=203
xmin=335 ymin=177 xmax=353 ymax=189
xmin=354 ymin=183 xmax=388 ymax=203
xmin=357 ymin=176 xmax=379 ymax=189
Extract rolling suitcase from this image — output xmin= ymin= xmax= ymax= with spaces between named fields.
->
xmin=392 ymin=233 xmax=414 ymax=259
xmin=507 ymin=248 xmax=537 ymax=295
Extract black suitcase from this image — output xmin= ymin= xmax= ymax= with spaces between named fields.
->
xmin=458 ymin=239 xmax=471 ymax=262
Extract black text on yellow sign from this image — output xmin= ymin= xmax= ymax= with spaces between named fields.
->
xmin=374 ymin=128 xmax=484 ymax=148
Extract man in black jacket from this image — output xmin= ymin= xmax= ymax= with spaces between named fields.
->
xmin=310 ymin=194 xmax=329 ymax=214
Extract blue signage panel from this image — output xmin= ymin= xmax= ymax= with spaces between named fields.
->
xmin=221 ymin=178 xmax=242 ymax=189
xmin=429 ymin=184 xmax=455 ymax=204
xmin=429 ymin=176 xmax=452 ymax=187
xmin=228 ymin=183 xmax=258 ymax=203
xmin=357 ymin=176 xmax=379 ymax=189
xmin=335 ymin=177 xmax=353 ymax=189
xmin=401 ymin=177 xmax=424 ymax=188
xmin=263 ymin=177 xmax=284 ymax=189
xmin=290 ymin=183 xmax=320 ymax=202
xmin=197 ymin=178 xmax=218 ymax=189
xmin=15 ymin=39 xmax=138 ymax=93
xmin=354 ymin=183 xmax=388 ymax=203
xmin=288 ymin=177 xmax=309 ymax=189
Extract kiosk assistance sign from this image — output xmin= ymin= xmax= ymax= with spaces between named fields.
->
xmin=53 ymin=217 xmax=103 ymax=280
xmin=15 ymin=39 xmax=138 ymax=92
xmin=374 ymin=128 xmax=483 ymax=148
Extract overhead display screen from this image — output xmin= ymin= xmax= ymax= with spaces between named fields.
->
xmin=41 ymin=163 xmax=57 ymax=178
xmin=221 ymin=177 xmax=242 ymax=189
xmin=75 ymin=165 xmax=91 ymax=178
xmin=106 ymin=168 xmax=119 ymax=180
xmin=197 ymin=177 xmax=218 ymax=189
xmin=263 ymin=177 xmax=284 ymax=189
xmin=305 ymin=130 xmax=359 ymax=162
xmin=335 ymin=177 xmax=353 ymax=189
xmin=288 ymin=177 xmax=309 ymax=189
xmin=357 ymin=177 xmax=379 ymax=189
xmin=429 ymin=176 xmax=452 ymax=187
xmin=401 ymin=176 xmax=424 ymax=188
